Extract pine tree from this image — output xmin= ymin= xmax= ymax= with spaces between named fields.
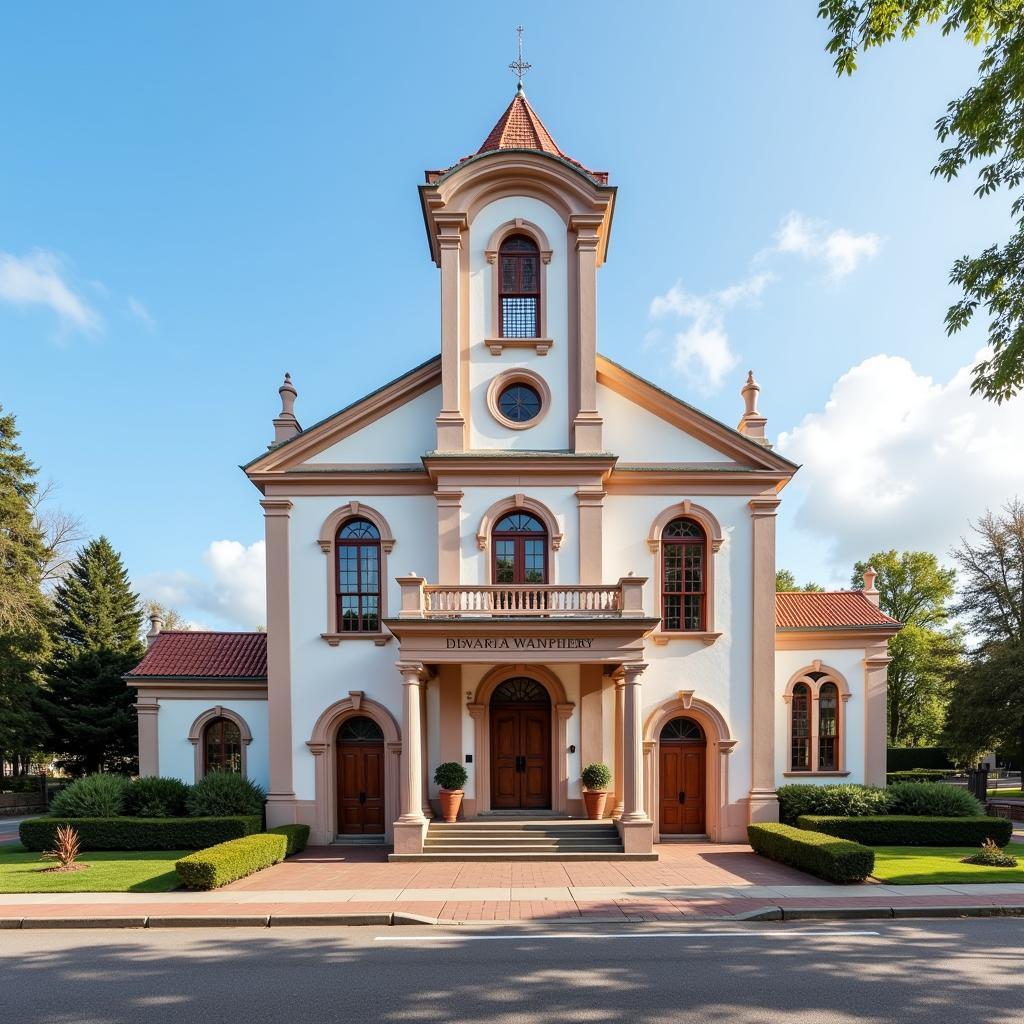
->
xmin=0 ymin=406 xmax=52 ymax=775
xmin=46 ymin=537 xmax=145 ymax=773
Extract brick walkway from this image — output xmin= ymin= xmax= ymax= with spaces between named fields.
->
xmin=5 ymin=841 xmax=1024 ymax=924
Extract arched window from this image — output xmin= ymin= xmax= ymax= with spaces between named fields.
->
xmin=336 ymin=518 xmax=381 ymax=632
xmin=661 ymin=518 xmax=707 ymax=631
xmin=492 ymin=512 xmax=547 ymax=584
xmin=790 ymin=683 xmax=811 ymax=772
xmin=786 ymin=669 xmax=849 ymax=774
xmin=499 ymin=234 xmax=540 ymax=338
xmin=204 ymin=717 xmax=242 ymax=775
xmin=818 ymin=682 xmax=839 ymax=770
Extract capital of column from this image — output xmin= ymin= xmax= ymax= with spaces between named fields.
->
xmin=260 ymin=497 xmax=293 ymax=518
xmin=748 ymin=497 xmax=781 ymax=519
xmin=396 ymin=661 xmax=427 ymax=684
xmin=622 ymin=662 xmax=648 ymax=684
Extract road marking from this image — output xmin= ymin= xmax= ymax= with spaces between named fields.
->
xmin=375 ymin=929 xmax=881 ymax=943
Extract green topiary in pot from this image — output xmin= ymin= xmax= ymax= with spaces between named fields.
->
xmin=186 ymin=771 xmax=266 ymax=817
xmin=434 ymin=762 xmax=468 ymax=791
xmin=49 ymin=773 xmax=131 ymax=818
xmin=581 ymin=763 xmax=612 ymax=791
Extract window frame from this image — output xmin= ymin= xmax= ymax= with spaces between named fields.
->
xmin=497 ymin=233 xmax=541 ymax=339
xmin=783 ymin=665 xmax=850 ymax=776
xmin=203 ymin=716 xmax=243 ymax=776
xmin=188 ymin=706 xmax=253 ymax=782
xmin=660 ymin=517 xmax=708 ymax=633
xmin=334 ymin=517 xmax=382 ymax=635
xmin=491 ymin=512 xmax=549 ymax=585
xmin=484 ymin=220 xmax=553 ymax=355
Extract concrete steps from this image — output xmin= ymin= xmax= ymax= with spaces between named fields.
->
xmin=388 ymin=818 xmax=658 ymax=862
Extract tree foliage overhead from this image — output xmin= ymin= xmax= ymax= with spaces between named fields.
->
xmin=45 ymin=537 xmax=145 ymax=775
xmin=852 ymin=551 xmax=961 ymax=744
xmin=775 ymin=568 xmax=825 ymax=592
xmin=819 ymin=1 xmax=1024 ymax=401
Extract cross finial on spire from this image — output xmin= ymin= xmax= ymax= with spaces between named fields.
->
xmin=509 ymin=25 xmax=531 ymax=89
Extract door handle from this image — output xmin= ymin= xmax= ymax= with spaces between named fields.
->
xmin=516 ymin=756 xmax=525 ymax=773
xmin=358 ymin=791 xmax=366 ymax=804
xmin=678 ymin=791 xmax=686 ymax=804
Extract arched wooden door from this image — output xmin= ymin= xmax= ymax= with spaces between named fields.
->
xmin=658 ymin=717 xmax=706 ymax=835
xmin=336 ymin=716 xmax=385 ymax=835
xmin=490 ymin=678 xmax=551 ymax=810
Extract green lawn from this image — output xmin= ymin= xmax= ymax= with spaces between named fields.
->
xmin=988 ymin=789 xmax=1024 ymax=798
xmin=872 ymin=842 xmax=1024 ymax=884
xmin=0 ymin=844 xmax=184 ymax=893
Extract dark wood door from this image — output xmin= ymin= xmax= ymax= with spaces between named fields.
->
xmin=337 ymin=740 xmax=385 ymax=835
xmin=659 ymin=743 xmax=706 ymax=835
xmin=490 ymin=705 xmax=551 ymax=810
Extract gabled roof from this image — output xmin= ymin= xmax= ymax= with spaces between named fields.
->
xmin=127 ymin=632 xmax=267 ymax=679
xmin=775 ymin=591 xmax=900 ymax=631
xmin=425 ymin=86 xmax=609 ymax=186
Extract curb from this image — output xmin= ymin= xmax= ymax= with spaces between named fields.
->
xmin=3 ymin=904 xmax=1024 ymax=928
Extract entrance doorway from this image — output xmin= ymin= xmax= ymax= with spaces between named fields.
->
xmin=489 ymin=677 xmax=551 ymax=810
xmin=658 ymin=717 xmax=706 ymax=835
xmin=336 ymin=715 xmax=385 ymax=835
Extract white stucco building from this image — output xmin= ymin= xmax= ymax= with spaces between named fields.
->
xmin=127 ymin=86 xmax=899 ymax=855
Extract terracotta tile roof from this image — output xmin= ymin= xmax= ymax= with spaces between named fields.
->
xmin=127 ymin=632 xmax=267 ymax=679
xmin=426 ymin=88 xmax=609 ymax=185
xmin=775 ymin=591 xmax=900 ymax=631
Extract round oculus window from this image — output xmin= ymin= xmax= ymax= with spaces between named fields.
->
xmin=497 ymin=382 xmax=542 ymax=424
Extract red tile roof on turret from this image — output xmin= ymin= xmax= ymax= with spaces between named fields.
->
xmin=425 ymin=86 xmax=608 ymax=185
xmin=127 ymin=631 xmax=267 ymax=679
xmin=775 ymin=591 xmax=900 ymax=631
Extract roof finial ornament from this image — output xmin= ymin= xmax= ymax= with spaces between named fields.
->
xmin=270 ymin=371 xmax=301 ymax=448
xmin=509 ymin=25 xmax=532 ymax=92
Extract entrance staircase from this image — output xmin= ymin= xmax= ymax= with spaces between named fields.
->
xmin=388 ymin=818 xmax=658 ymax=862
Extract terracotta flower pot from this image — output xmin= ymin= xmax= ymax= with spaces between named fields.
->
xmin=438 ymin=788 xmax=464 ymax=823
xmin=583 ymin=790 xmax=608 ymax=820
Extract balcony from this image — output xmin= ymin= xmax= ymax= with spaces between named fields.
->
xmin=395 ymin=576 xmax=648 ymax=619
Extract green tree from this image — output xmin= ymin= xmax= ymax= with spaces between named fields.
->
xmin=0 ymin=406 xmax=52 ymax=775
xmin=776 ymin=569 xmax=825 ymax=592
xmin=45 ymin=537 xmax=145 ymax=774
xmin=819 ymin=1 xmax=1024 ymax=401
xmin=945 ymin=501 xmax=1024 ymax=763
xmin=852 ymin=551 xmax=961 ymax=744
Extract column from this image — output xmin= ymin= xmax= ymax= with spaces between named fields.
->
xmin=864 ymin=643 xmax=891 ymax=787
xmin=261 ymin=497 xmax=296 ymax=825
xmin=434 ymin=489 xmax=463 ymax=585
xmin=575 ymin=487 xmax=605 ymax=584
xmin=135 ymin=698 xmax=160 ymax=778
xmin=421 ymin=676 xmax=432 ymax=819
xmin=435 ymin=214 xmax=468 ymax=451
xmin=569 ymin=214 xmax=605 ymax=452
xmin=394 ymin=662 xmax=428 ymax=854
xmin=620 ymin=664 xmax=649 ymax=822
xmin=613 ymin=677 xmax=625 ymax=818
xmin=748 ymin=497 xmax=781 ymax=823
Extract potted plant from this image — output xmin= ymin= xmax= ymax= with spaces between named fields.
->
xmin=434 ymin=762 xmax=469 ymax=823
xmin=581 ymin=762 xmax=612 ymax=820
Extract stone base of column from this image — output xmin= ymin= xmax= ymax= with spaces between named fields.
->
xmin=264 ymin=794 xmax=300 ymax=829
xmin=572 ymin=412 xmax=604 ymax=453
xmin=393 ymin=819 xmax=428 ymax=855
xmin=616 ymin=818 xmax=654 ymax=854
xmin=747 ymin=788 xmax=780 ymax=824
xmin=435 ymin=413 xmax=465 ymax=452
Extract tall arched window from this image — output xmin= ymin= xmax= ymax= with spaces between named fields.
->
xmin=786 ymin=669 xmax=848 ymax=774
xmin=336 ymin=518 xmax=381 ymax=632
xmin=499 ymin=234 xmax=540 ymax=338
xmin=790 ymin=683 xmax=811 ymax=772
xmin=818 ymin=682 xmax=839 ymax=770
xmin=661 ymin=518 xmax=707 ymax=631
xmin=492 ymin=512 xmax=547 ymax=584
xmin=204 ymin=717 xmax=242 ymax=775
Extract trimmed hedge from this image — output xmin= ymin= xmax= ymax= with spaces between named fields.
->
xmin=796 ymin=814 xmax=1014 ymax=848
xmin=176 ymin=833 xmax=288 ymax=890
xmin=747 ymin=823 xmax=874 ymax=883
xmin=886 ymin=769 xmax=952 ymax=784
xmin=268 ymin=824 xmax=310 ymax=857
xmin=19 ymin=815 xmax=262 ymax=852
xmin=884 ymin=782 xmax=982 ymax=817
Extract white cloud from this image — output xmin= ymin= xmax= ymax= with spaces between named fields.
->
xmin=127 ymin=296 xmax=156 ymax=332
xmin=138 ymin=540 xmax=266 ymax=629
xmin=778 ymin=351 xmax=1024 ymax=570
xmin=0 ymin=249 xmax=101 ymax=332
xmin=648 ymin=273 xmax=772 ymax=392
xmin=772 ymin=211 xmax=881 ymax=281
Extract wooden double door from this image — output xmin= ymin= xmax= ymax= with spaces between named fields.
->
xmin=336 ymin=716 xmax=385 ymax=835
xmin=659 ymin=741 xmax=706 ymax=835
xmin=490 ymin=702 xmax=551 ymax=810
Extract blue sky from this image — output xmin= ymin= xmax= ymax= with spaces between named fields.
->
xmin=3 ymin=3 xmax=1021 ymax=627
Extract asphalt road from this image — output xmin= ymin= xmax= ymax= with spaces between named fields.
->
xmin=1 ymin=919 xmax=1022 ymax=1023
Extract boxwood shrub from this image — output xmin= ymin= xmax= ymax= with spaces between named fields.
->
xmin=776 ymin=784 xmax=888 ymax=825
xmin=884 ymin=782 xmax=982 ymax=817
xmin=176 ymin=833 xmax=288 ymax=890
xmin=747 ymin=823 xmax=874 ymax=883
xmin=19 ymin=815 xmax=262 ymax=852
xmin=796 ymin=814 xmax=1014 ymax=847
xmin=267 ymin=823 xmax=310 ymax=857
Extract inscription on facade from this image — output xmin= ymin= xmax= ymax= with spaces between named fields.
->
xmin=445 ymin=637 xmax=596 ymax=650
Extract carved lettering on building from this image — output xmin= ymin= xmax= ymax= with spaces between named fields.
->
xmin=445 ymin=637 xmax=595 ymax=650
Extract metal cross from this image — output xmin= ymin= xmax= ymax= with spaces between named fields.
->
xmin=508 ymin=25 xmax=532 ymax=86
